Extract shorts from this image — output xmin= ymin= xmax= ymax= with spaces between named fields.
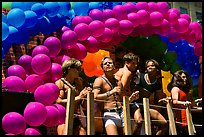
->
xmin=103 ymin=110 xmax=124 ymax=128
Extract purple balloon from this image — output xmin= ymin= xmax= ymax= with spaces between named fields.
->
xmin=61 ymin=30 xmax=77 ymax=50
xmin=7 ymin=65 xmax=26 ymax=80
xmin=3 ymin=76 xmax=26 ymax=92
xmin=53 ymin=104 xmax=66 ymax=125
xmin=89 ymin=20 xmax=105 ymax=37
xmin=34 ymin=84 xmax=57 ymax=106
xmin=89 ymin=9 xmax=104 ymax=21
xmin=49 ymin=63 xmax=63 ymax=83
xmin=31 ymin=54 xmax=51 ymax=74
xmin=2 ymin=112 xmax=26 ymax=135
xmin=18 ymin=55 xmax=33 ymax=75
xmin=32 ymin=45 xmax=50 ymax=57
xmin=74 ymin=23 xmax=91 ymax=41
xmin=43 ymin=106 xmax=60 ymax=127
xmin=61 ymin=26 xmax=70 ymax=32
xmin=38 ymin=71 xmax=52 ymax=83
xmin=24 ymin=102 xmax=47 ymax=127
xmin=44 ymin=36 xmax=62 ymax=58
xmin=104 ymin=18 xmax=120 ymax=33
xmin=25 ymin=74 xmax=44 ymax=93
xmin=24 ymin=128 xmax=41 ymax=135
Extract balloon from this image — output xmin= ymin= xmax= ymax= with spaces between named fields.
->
xmin=98 ymin=28 xmax=113 ymax=43
xmin=18 ymin=55 xmax=34 ymax=75
xmin=112 ymin=5 xmax=127 ymax=21
xmin=58 ymin=2 xmax=71 ymax=16
xmin=3 ymin=76 xmax=26 ymax=92
xmin=89 ymin=9 xmax=104 ymax=21
xmin=7 ymin=8 xmax=25 ymax=28
xmin=136 ymin=10 xmax=150 ymax=25
xmin=83 ymin=16 xmax=93 ymax=25
xmin=127 ymin=13 xmax=140 ymax=27
xmin=82 ymin=36 xmax=100 ymax=53
xmin=2 ymin=2 xmax=12 ymax=10
xmin=89 ymin=20 xmax=105 ymax=37
xmin=44 ymin=83 xmax=60 ymax=98
xmin=123 ymin=2 xmax=137 ymax=14
xmin=2 ymin=13 xmax=7 ymax=23
xmin=148 ymin=2 xmax=158 ymax=13
xmin=25 ymin=74 xmax=44 ymax=93
xmin=34 ymin=84 xmax=58 ymax=106
xmin=44 ymin=2 xmax=60 ymax=17
xmin=39 ymin=71 xmax=52 ymax=83
xmin=73 ymin=2 xmax=89 ymax=16
xmin=31 ymin=3 xmax=46 ymax=19
xmin=6 ymin=26 xmax=19 ymax=44
xmin=50 ymin=63 xmax=63 ymax=83
xmin=82 ymin=61 xmax=97 ymax=72
xmin=2 ymin=112 xmax=26 ymax=135
xmin=52 ymin=55 xmax=71 ymax=65
xmin=32 ymin=45 xmax=50 ymax=57
xmin=43 ymin=106 xmax=60 ymax=127
xmin=31 ymin=54 xmax=51 ymax=74
xmin=168 ymin=8 xmax=180 ymax=17
xmin=189 ymin=22 xmax=201 ymax=33
xmin=135 ymin=2 xmax=149 ymax=11
xmin=7 ymin=65 xmax=26 ymax=80
xmin=2 ymin=48 xmax=5 ymax=59
xmin=44 ymin=36 xmax=61 ymax=58
xmin=149 ymin=11 xmax=164 ymax=26
xmin=24 ymin=128 xmax=41 ymax=135
xmin=167 ymin=11 xmax=179 ymax=25
xmin=168 ymin=28 xmax=181 ymax=43
xmin=2 ymin=22 xmax=9 ymax=41
xmin=61 ymin=30 xmax=77 ymax=50
xmin=84 ymin=68 xmax=95 ymax=77
xmin=72 ymin=16 xmax=92 ymax=28
xmin=164 ymin=51 xmax=177 ymax=65
xmin=53 ymin=104 xmax=66 ymax=125
xmin=158 ymin=19 xmax=170 ymax=35
xmin=180 ymin=14 xmax=191 ymax=23
xmin=194 ymin=42 xmax=202 ymax=57
xmin=104 ymin=18 xmax=120 ymax=33
xmin=74 ymin=23 xmax=91 ymax=41
xmin=103 ymin=9 xmax=116 ymax=20
xmin=119 ymin=20 xmax=134 ymax=35
xmin=157 ymin=2 xmax=169 ymax=14
xmin=24 ymin=102 xmax=47 ymax=127
xmin=61 ymin=26 xmax=70 ymax=32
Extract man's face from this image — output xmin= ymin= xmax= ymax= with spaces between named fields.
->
xmin=126 ymin=60 xmax=138 ymax=72
xmin=102 ymin=58 xmax=114 ymax=72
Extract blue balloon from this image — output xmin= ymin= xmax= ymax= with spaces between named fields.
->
xmin=22 ymin=10 xmax=38 ymax=28
xmin=89 ymin=2 xmax=101 ymax=10
xmin=73 ymin=2 xmax=89 ymax=16
xmin=2 ymin=40 xmax=12 ymax=54
xmin=2 ymin=48 xmax=5 ymax=59
xmin=67 ymin=9 xmax=75 ymax=19
xmin=15 ymin=30 xmax=30 ymax=44
xmin=48 ymin=14 xmax=66 ymax=32
xmin=2 ymin=22 xmax=9 ymax=41
xmin=31 ymin=3 xmax=46 ymax=19
xmin=7 ymin=8 xmax=26 ymax=28
xmin=12 ymin=2 xmax=37 ymax=11
xmin=35 ymin=16 xmax=52 ymax=34
xmin=44 ymin=2 xmax=60 ymax=17
xmin=6 ymin=26 xmax=19 ymax=44
xmin=58 ymin=2 xmax=71 ymax=16
xmin=2 ymin=13 xmax=7 ymax=23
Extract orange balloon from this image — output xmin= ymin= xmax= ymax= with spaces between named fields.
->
xmin=83 ymin=52 xmax=96 ymax=62
xmin=82 ymin=61 xmax=97 ymax=72
xmin=94 ymin=65 xmax=104 ymax=76
xmin=84 ymin=68 xmax=95 ymax=77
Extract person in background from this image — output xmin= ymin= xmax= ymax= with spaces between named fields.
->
xmin=55 ymin=58 xmax=92 ymax=135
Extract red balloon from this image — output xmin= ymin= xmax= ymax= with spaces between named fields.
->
xmin=119 ymin=20 xmax=134 ymax=35
xmin=32 ymin=45 xmax=50 ymax=57
xmin=104 ymin=18 xmax=120 ymax=33
xmin=194 ymin=42 xmax=202 ymax=56
xmin=72 ymin=16 xmax=87 ymax=28
xmin=43 ymin=106 xmax=60 ymax=127
xmin=7 ymin=65 xmax=26 ymax=80
xmin=167 ymin=11 xmax=179 ymax=25
xmin=61 ymin=30 xmax=77 ymax=50
xmin=175 ymin=18 xmax=189 ymax=33
xmin=25 ymin=74 xmax=44 ymax=93
xmin=159 ymin=19 xmax=170 ymax=34
xmin=74 ymin=23 xmax=91 ymax=41
xmin=89 ymin=20 xmax=105 ymax=37
xmin=3 ymin=76 xmax=26 ymax=92
xmin=68 ymin=43 xmax=87 ymax=60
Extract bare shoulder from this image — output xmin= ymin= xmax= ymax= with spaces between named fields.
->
xmin=114 ymin=68 xmax=124 ymax=80
xmin=171 ymin=87 xmax=180 ymax=93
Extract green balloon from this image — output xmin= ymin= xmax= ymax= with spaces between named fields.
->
xmin=164 ymin=51 xmax=177 ymax=65
xmin=170 ymin=63 xmax=182 ymax=74
xmin=70 ymin=2 xmax=74 ymax=9
xmin=2 ymin=2 xmax=12 ymax=10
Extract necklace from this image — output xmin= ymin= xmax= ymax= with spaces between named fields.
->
xmin=144 ymin=74 xmax=157 ymax=85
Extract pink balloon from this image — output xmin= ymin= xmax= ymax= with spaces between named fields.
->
xmin=158 ymin=19 xmax=170 ymax=35
xmin=74 ymin=23 xmax=91 ymax=41
xmin=157 ymin=2 xmax=169 ymax=14
xmin=44 ymin=83 xmax=60 ymax=99
xmin=32 ymin=45 xmax=50 ymax=57
xmin=24 ymin=128 xmax=41 ymax=135
xmin=108 ymin=32 xmax=122 ymax=46
xmin=39 ymin=71 xmax=52 ymax=83
xmin=89 ymin=9 xmax=104 ymax=21
xmin=98 ymin=28 xmax=113 ymax=43
xmin=3 ymin=76 xmax=26 ymax=92
xmin=18 ymin=55 xmax=33 ymax=75
xmin=150 ymin=11 xmax=164 ymax=26
xmin=49 ymin=63 xmax=62 ymax=83
xmin=104 ymin=18 xmax=120 ymax=33
xmin=89 ymin=20 xmax=105 ymax=37
xmin=168 ymin=8 xmax=180 ymax=17
xmin=24 ymin=102 xmax=47 ymax=127
xmin=43 ymin=106 xmax=60 ymax=127
xmin=167 ymin=11 xmax=179 ymax=25
xmin=103 ymin=9 xmax=116 ymax=20
xmin=83 ymin=16 xmax=93 ymax=24
xmin=123 ymin=2 xmax=137 ymax=14
xmin=127 ymin=12 xmax=140 ymax=27
xmin=53 ymin=104 xmax=66 ymax=125
xmin=44 ymin=36 xmax=62 ymax=58
xmin=174 ymin=18 xmax=189 ymax=33
xmin=61 ymin=30 xmax=77 ymax=50
xmin=135 ymin=2 xmax=149 ymax=11
xmin=194 ymin=42 xmax=202 ymax=56
xmin=51 ymin=55 xmax=71 ymax=65
xmin=148 ymin=2 xmax=158 ymax=13
xmin=119 ymin=20 xmax=134 ymax=35
xmin=72 ymin=16 xmax=86 ymax=28
xmin=113 ymin=5 xmax=128 ymax=21
xmin=189 ymin=22 xmax=201 ymax=33
xmin=68 ymin=43 xmax=87 ymax=60
xmin=61 ymin=26 xmax=70 ymax=32
xmin=180 ymin=14 xmax=191 ymax=23
xmin=82 ymin=36 xmax=100 ymax=53
xmin=2 ymin=112 xmax=26 ymax=134
xmin=31 ymin=54 xmax=51 ymax=74
xmin=7 ymin=65 xmax=26 ymax=80
xmin=181 ymin=29 xmax=196 ymax=42
xmin=137 ymin=10 xmax=150 ymax=25
xmin=25 ymin=74 xmax=44 ymax=93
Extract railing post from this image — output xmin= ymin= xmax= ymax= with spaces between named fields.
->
xmin=87 ymin=91 xmax=95 ymax=135
xmin=143 ymin=98 xmax=151 ymax=135
xmin=186 ymin=106 xmax=196 ymax=135
xmin=123 ymin=96 xmax=132 ymax=135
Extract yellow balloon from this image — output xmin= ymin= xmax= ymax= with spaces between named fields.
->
xmin=161 ymin=70 xmax=173 ymax=97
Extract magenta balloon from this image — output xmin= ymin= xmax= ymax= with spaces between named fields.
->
xmin=168 ymin=28 xmax=181 ymax=43
xmin=180 ymin=14 xmax=191 ymax=23
xmin=103 ymin=9 xmax=116 ymax=20
xmin=157 ymin=2 xmax=169 ymax=14
xmin=7 ymin=65 xmax=26 ymax=80
xmin=159 ymin=19 xmax=170 ymax=34
xmin=61 ymin=30 xmax=77 ymax=50
xmin=150 ymin=11 xmax=164 ymax=26
xmin=18 ymin=55 xmax=33 ymax=75
xmin=25 ymin=74 xmax=44 ymax=93
xmin=104 ymin=18 xmax=120 ymax=33
xmin=119 ymin=20 xmax=134 ymax=35
xmin=113 ymin=5 xmax=127 ymax=21
xmin=189 ymin=22 xmax=201 ymax=33
xmin=74 ymin=23 xmax=91 ymax=41
xmin=44 ymin=83 xmax=60 ymax=99
xmin=75 ymin=43 xmax=87 ymax=60
xmin=3 ymin=76 xmax=26 ymax=92
xmin=83 ymin=36 xmax=100 ymax=53
xmin=83 ymin=16 xmax=93 ymax=25
xmin=72 ymin=16 xmax=86 ymax=28
xmin=44 ymin=36 xmax=61 ymax=58
xmin=123 ymin=2 xmax=137 ymax=14
xmin=43 ymin=106 xmax=60 ymax=127
xmin=137 ymin=10 xmax=150 ymax=25
xmin=24 ymin=102 xmax=47 ymax=127
xmin=61 ymin=26 xmax=70 ymax=32
xmin=39 ymin=71 xmax=52 ymax=83
xmin=135 ymin=2 xmax=149 ymax=11
xmin=51 ymin=55 xmax=71 ymax=65
xmin=24 ymin=128 xmax=41 ymax=135
xmin=168 ymin=8 xmax=180 ymax=17
xmin=98 ymin=28 xmax=113 ymax=43
xmin=32 ymin=45 xmax=50 ymax=57
xmin=89 ymin=9 xmax=104 ymax=21
xmin=167 ymin=11 xmax=179 ymax=25
xmin=2 ymin=112 xmax=26 ymax=134
xmin=53 ymin=104 xmax=66 ymax=125
xmin=49 ymin=63 xmax=62 ymax=83
xmin=127 ymin=13 xmax=140 ymax=27
xmin=31 ymin=54 xmax=51 ymax=74
xmin=89 ymin=20 xmax=105 ymax=37
xmin=148 ymin=2 xmax=158 ymax=13
xmin=194 ymin=42 xmax=202 ymax=56
xmin=34 ymin=84 xmax=57 ymax=106
xmin=175 ymin=18 xmax=189 ymax=33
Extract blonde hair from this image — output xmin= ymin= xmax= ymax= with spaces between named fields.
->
xmin=62 ymin=58 xmax=82 ymax=77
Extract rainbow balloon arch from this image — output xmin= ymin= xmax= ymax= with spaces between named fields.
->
xmin=2 ymin=2 xmax=202 ymax=135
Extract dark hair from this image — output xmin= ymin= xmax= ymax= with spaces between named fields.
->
xmin=62 ymin=58 xmax=82 ymax=77
xmin=123 ymin=52 xmax=139 ymax=64
xmin=145 ymin=59 xmax=159 ymax=70
xmin=167 ymin=70 xmax=192 ymax=93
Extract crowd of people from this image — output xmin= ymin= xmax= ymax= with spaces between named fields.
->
xmin=54 ymin=52 xmax=202 ymax=135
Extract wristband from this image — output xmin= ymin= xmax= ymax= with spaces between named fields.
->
xmin=106 ymin=90 xmax=111 ymax=97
